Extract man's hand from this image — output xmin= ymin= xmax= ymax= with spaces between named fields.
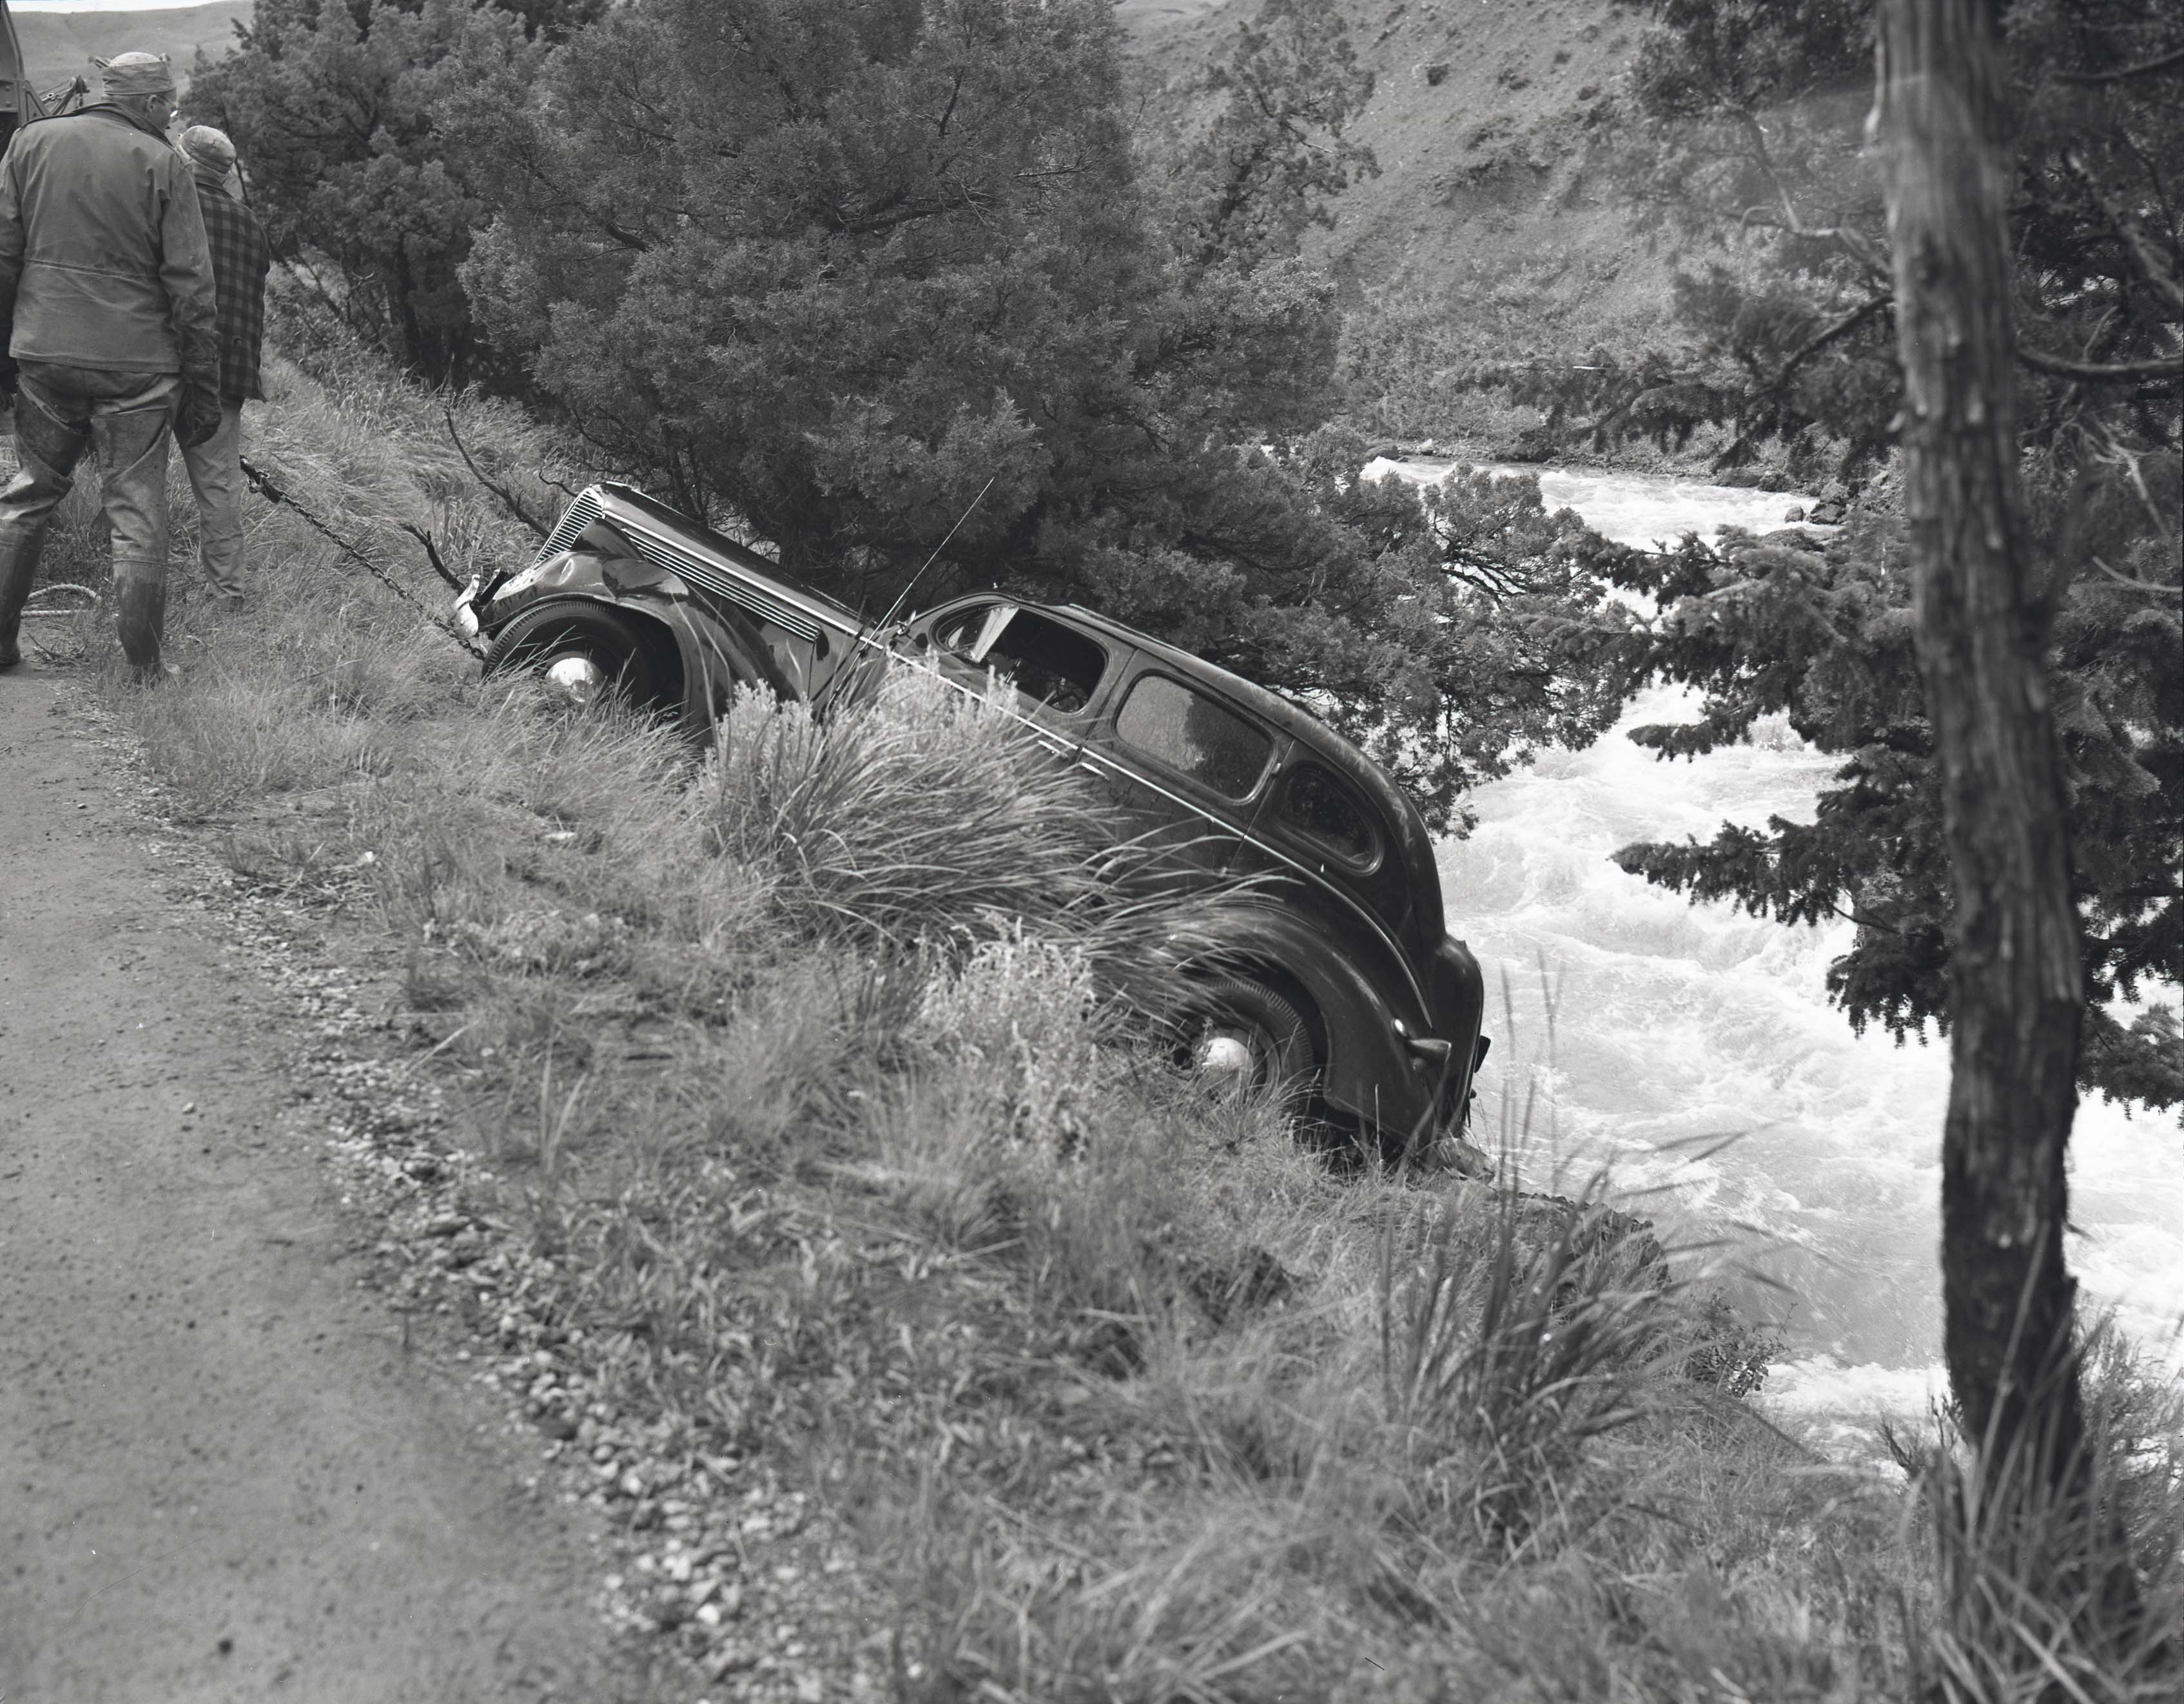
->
xmin=176 ymin=385 xmax=221 ymax=450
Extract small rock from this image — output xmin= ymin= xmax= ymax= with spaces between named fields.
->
xmin=1782 ymin=504 xmax=1807 ymax=522
xmin=1809 ymin=499 xmax=1847 ymax=525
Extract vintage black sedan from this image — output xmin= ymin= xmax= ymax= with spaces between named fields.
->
xmin=457 ymin=482 xmax=1490 ymax=1165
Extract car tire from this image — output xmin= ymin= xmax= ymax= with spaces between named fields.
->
xmin=1184 ymin=974 xmax=1318 ymax=1102
xmin=485 ymin=600 xmax=661 ymax=708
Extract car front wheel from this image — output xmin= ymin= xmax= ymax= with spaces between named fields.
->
xmin=485 ymin=600 xmax=661 ymax=708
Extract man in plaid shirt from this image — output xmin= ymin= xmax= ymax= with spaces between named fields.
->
xmin=175 ymin=126 xmax=269 ymax=601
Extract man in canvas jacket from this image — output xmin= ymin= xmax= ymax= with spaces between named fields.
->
xmin=174 ymin=124 xmax=270 ymax=602
xmin=0 ymin=52 xmax=221 ymax=679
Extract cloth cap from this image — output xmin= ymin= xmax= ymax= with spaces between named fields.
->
xmin=179 ymin=125 xmax=237 ymax=182
xmin=97 ymin=52 xmax=177 ymax=100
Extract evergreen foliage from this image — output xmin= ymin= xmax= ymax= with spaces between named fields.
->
xmin=455 ymin=0 xmax=1635 ymax=829
xmin=1502 ymin=0 xmax=2183 ymax=1109
xmin=184 ymin=0 xmax=561 ymax=381
xmin=1167 ymin=0 xmax=1380 ymax=269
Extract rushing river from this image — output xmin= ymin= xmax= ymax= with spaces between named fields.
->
xmin=1370 ymin=457 xmax=2184 ymax=1435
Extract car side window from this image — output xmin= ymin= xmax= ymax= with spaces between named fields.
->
xmin=1278 ymin=761 xmax=1381 ymax=868
xmin=1115 ymin=674 xmax=1272 ymax=800
xmin=950 ymin=606 xmax=1107 ymax=715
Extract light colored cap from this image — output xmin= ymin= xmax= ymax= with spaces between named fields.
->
xmin=179 ymin=125 xmax=237 ymax=177
xmin=97 ymin=52 xmax=177 ymax=100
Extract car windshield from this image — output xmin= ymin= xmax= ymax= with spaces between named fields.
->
xmin=939 ymin=603 xmax=1107 ymax=715
xmin=1115 ymin=674 xmax=1273 ymax=800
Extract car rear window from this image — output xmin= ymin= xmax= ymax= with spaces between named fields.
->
xmin=941 ymin=604 xmax=1107 ymax=715
xmin=1115 ymin=674 xmax=1272 ymax=800
xmin=1277 ymin=762 xmax=1381 ymax=867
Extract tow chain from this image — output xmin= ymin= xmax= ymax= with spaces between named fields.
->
xmin=238 ymin=454 xmax=487 ymax=660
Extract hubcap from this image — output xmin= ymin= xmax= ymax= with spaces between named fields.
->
xmin=1195 ymin=1027 xmax=1259 ymax=1081
xmin=543 ymin=654 xmax=606 ymax=702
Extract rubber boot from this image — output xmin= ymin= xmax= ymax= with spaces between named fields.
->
xmin=112 ymin=562 xmax=169 ymax=684
xmin=0 ymin=529 xmax=37 ymax=668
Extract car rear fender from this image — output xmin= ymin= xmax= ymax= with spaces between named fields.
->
xmin=1199 ymin=907 xmax=1438 ymax=1135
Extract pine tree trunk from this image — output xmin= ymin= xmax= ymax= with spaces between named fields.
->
xmin=1875 ymin=0 xmax=2087 ymax=1464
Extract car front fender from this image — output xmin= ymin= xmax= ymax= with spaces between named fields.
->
xmin=483 ymin=550 xmax=791 ymax=728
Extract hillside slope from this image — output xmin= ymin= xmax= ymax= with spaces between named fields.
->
xmin=13 ymin=2 xmax=246 ymax=97
xmin=1124 ymin=0 xmax=1681 ymax=358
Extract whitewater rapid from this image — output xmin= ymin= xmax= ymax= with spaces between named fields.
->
xmin=1381 ymin=459 xmax=2184 ymax=1431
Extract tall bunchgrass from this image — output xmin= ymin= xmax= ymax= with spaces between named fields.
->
xmin=1899 ymin=1325 xmax=2184 ymax=1703
xmin=1378 ymin=1176 xmax=1672 ymax=1547
xmin=701 ymin=667 xmax=1269 ymax=1020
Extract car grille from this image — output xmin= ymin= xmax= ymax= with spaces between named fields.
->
xmin=531 ymin=490 xmax=602 ymax=566
xmin=614 ymin=527 xmax=823 ymax=643
xmin=533 ymin=488 xmax=824 ymax=644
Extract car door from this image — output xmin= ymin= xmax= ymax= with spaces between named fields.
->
xmin=1094 ymin=664 xmax=1284 ymax=876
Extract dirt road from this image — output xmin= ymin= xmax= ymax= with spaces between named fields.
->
xmin=0 ymin=664 xmax=654 ymax=1703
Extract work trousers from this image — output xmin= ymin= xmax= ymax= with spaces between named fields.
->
xmin=0 ymin=362 xmax=180 ymax=673
xmin=179 ymin=402 xmax=246 ymax=597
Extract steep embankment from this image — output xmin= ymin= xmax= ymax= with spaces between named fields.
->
xmin=1123 ymin=0 xmax=1680 ymax=353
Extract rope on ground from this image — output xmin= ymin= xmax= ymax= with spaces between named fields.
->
xmin=21 ymin=583 xmax=99 ymax=619
xmin=238 ymin=454 xmax=487 ymax=661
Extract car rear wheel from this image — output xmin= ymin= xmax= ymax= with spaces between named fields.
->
xmin=485 ymin=601 xmax=661 ymax=708
xmin=1184 ymin=974 xmax=1317 ymax=1103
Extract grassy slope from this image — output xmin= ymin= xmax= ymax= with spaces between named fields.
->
xmin=35 ymin=325 xmax=1867 ymax=1698
xmin=13 ymin=2 xmax=246 ymax=93
xmin=35 ymin=206 xmax=2179 ymax=1704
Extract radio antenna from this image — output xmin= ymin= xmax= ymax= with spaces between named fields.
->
xmin=876 ymin=472 xmax=997 ymax=637
xmin=821 ymin=473 xmax=997 ymax=708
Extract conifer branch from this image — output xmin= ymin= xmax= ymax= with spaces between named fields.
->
xmin=444 ymin=405 xmax=551 ymax=540
xmin=2054 ymin=44 xmax=2184 ymax=84
xmin=2018 ymin=347 xmax=2184 ymax=383
xmin=2062 ymin=149 xmax=2184 ymax=318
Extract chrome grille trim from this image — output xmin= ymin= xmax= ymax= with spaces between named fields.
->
xmin=538 ymin=485 xmax=834 ymax=644
xmin=618 ymin=529 xmax=823 ymax=642
xmin=532 ymin=491 xmax=601 ymax=566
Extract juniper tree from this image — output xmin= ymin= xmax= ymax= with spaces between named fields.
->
xmin=184 ymin=0 xmax=564 ymax=381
